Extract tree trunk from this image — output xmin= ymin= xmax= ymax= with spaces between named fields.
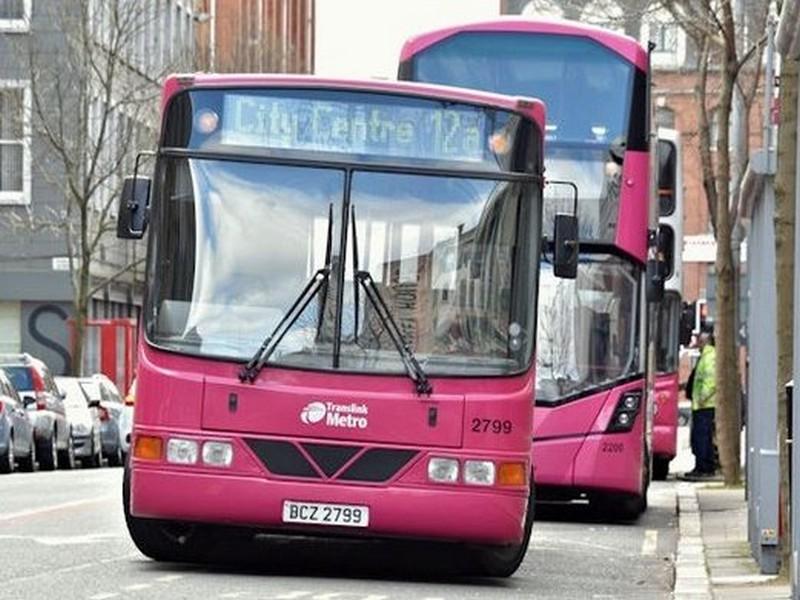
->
xmin=71 ymin=205 xmax=92 ymax=377
xmin=715 ymin=56 xmax=743 ymax=486
xmin=775 ymin=57 xmax=797 ymax=575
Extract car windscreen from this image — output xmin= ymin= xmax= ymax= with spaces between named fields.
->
xmin=4 ymin=366 xmax=33 ymax=391
xmin=57 ymin=379 xmax=90 ymax=408
xmin=79 ymin=381 xmax=102 ymax=401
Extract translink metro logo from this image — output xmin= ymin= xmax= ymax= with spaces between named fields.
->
xmin=300 ymin=401 xmax=369 ymax=429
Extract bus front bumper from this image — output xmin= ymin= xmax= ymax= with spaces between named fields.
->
xmin=130 ymin=466 xmax=529 ymax=545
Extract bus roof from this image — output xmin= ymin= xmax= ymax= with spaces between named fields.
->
xmin=161 ymin=73 xmax=546 ymax=132
xmin=399 ymin=17 xmax=649 ymax=73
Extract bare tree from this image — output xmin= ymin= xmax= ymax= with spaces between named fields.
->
xmin=16 ymin=0 xmax=186 ymax=374
xmin=662 ymin=0 xmax=769 ymax=485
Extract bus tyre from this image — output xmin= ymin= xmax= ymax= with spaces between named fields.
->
xmin=652 ymin=456 xmax=670 ymax=481
xmin=470 ymin=485 xmax=534 ymax=577
xmin=123 ymin=462 xmax=212 ymax=563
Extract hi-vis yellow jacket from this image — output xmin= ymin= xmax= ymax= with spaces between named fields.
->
xmin=692 ymin=345 xmax=716 ymax=411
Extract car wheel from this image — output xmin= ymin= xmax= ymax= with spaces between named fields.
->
xmin=469 ymin=483 xmax=535 ymax=577
xmin=58 ymin=434 xmax=76 ymax=470
xmin=38 ymin=431 xmax=58 ymax=471
xmin=123 ymin=461 xmax=214 ymax=562
xmin=0 ymin=436 xmax=14 ymax=474
xmin=108 ymin=444 xmax=123 ymax=467
xmin=91 ymin=437 xmax=102 ymax=468
xmin=19 ymin=439 xmax=36 ymax=473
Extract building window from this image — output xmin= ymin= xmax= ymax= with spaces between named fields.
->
xmin=0 ymin=0 xmax=31 ymax=32
xmin=0 ymin=82 xmax=30 ymax=205
xmin=651 ymin=22 xmax=678 ymax=53
xmin=656 ymin=106 xmax=675 ymax=129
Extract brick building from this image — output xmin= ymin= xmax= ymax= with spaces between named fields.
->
xmin=196 ymin=0 xmax=314 ymax=73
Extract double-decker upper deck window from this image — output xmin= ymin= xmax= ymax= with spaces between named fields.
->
xmin=0 ymin=0 xmax=30 ymax=32
xmin=0 ymin=86 xmax=26 ymax=202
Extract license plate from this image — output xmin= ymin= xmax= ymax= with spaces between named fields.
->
xmin=282 ymin=501 xmax=369 ymax=528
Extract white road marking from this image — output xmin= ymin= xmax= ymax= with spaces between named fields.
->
xmin=641 ymin=529 xmax=658 ymax=556
xmin=4 ymin=552 xmax=139 ymax=587
xmin=89 ymin=594 xmax=119 ymax=600
xmin=123 ymin=583 xmax=152 ymax=591
xmin=273 ymin=593 xmax=312 ymax=600
xmin=0 ymin=533 xmax=119 ymax=546
xmin=156 ymin=574 xmax=185 ymax=583
xmin=0 ymin=495 xmax=115 ymax=522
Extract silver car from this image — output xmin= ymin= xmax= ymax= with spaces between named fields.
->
xmin=56 ymin=377 xmax=103 ymax=468
xmin=79 ymin=375 xmax=125 ymax=467
xmin=0 ymin=368 xmax=36 ymax=473
xmin=0 ymin=354 xmax=73 ymax=470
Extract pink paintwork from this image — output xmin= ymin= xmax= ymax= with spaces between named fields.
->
xmin=132 ymin=466 xmax=528 ymax=544
xmin=533 ymin=380 xmax=646 ymax=497
xmin=131 ymin=343 xmax=533 ymax=544
xmin=614 ymin=150 xmax=650 ymax=262
xmin=400 ymin=17 xmax=649 ymax=72
xmin=653 ymin=372 xmax=679 ymax=460
xmin=160 ymin=73 xmax=547 ymax=135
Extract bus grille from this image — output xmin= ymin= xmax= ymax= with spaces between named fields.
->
xmin=245 ymin=439 xmax=418 ymax=483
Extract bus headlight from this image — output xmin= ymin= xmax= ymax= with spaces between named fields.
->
xmin=428 ymin=457 xmax=458 ymax=483
xmin=464 ymin=460 xmax=495 ymax=486
xmin=202 ymin=441 xmax=233 ymax=467
xmin=607 ymin=391 xmax=643 ymax=433
xmin=166 ymin=438 xmax=198 ymax=464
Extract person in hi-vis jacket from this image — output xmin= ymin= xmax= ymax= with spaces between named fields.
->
xmin=684 ymin=324 xmax=717 ymax=479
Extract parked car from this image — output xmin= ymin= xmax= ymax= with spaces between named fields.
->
xmin=55 ymin=377 xmax=103 ymax=468
xmin=0 ymin=368 xmax=36 ymax=473
xmin=0 ymin=353 xmax=73 ymax=470
xmin=79 ymin=375 xmax=125 ymax=466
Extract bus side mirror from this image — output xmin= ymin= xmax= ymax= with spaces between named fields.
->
xmin=116 ymin=176 xmax=150 ymax=239
xmin=553 ymin=214 xmax=578 ymax=279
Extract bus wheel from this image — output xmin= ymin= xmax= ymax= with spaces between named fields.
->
xmin=592 ymin=492 xmax=645 ymax=522
xmin=652 ymin=456 xmax=670 ymax=481
xmin=122 ymin=463 xmax=211 ymax=563
xmin=470 ymin=485 xmax=534 ymax=577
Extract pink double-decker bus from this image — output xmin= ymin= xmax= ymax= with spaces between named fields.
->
xmin=652 ymin=128 xmax=685 ymax=480
xmin=400 ymin=18 xmax=656 ymax=520
xmin=116 ymin=74 xmax=575 ymax=576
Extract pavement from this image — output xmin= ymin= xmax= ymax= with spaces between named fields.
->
xmin=673 ymin=482 xmax=792 ymax=600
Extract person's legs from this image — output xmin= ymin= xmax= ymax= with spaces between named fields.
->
xmin=694 ymin=409 xmax=716 ymax=473
xmin=689 ymin=410 xmax=701 ymax=473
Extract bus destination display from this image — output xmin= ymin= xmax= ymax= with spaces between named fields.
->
xmin=216 ymin=93 xmax=490 ymax=162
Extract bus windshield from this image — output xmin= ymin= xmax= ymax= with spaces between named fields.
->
xmin=409 ymin=32 xmax=636 ymax=242
xmin=411 ymin=32 xmax=634 ymax=146
xmin=535 ymin=255 xmax=639 ymax=402
xmin=146 ymin=158 xmax=540 ymax=376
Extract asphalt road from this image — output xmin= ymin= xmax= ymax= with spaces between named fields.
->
xmin=0 ymin=462 xmax=679 ymax=600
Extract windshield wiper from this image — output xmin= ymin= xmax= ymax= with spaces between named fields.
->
xmin=351 ymin=206 xmax=432 ymax=396
xmin=239 ymin=204 xmax=334 ymax=383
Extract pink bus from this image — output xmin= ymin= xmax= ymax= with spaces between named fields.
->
xmin=400 ymin=19 xmax=655 ymax=520
xmin=117 ymin=74 xmax=575 ymax=576
xmin=652 ymin=128 xmax=685 ymax=480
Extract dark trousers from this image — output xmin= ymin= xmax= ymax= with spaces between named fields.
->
xmin=690 ymin=408 xmax=716 ymax=473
